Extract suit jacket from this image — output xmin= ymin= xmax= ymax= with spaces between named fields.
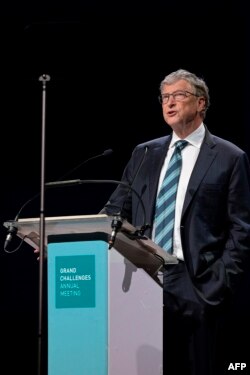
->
xmin=103 ymin=127 xmax=250 ymax=306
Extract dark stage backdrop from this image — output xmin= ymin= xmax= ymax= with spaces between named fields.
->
xmin=1 ymin=1 xmax=250 ymax=374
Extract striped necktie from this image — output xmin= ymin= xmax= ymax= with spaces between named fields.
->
xmin=154 ymin=140 xmax=188 ymax=253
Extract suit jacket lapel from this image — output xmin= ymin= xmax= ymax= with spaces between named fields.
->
xmin=182 ymin=130 xmax=217 ymax=217
xmin=147 ymin=137 xmax=171 ymax=221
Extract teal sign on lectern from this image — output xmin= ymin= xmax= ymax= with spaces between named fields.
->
xmin=47 ymin=237 xmax=108 ymax=375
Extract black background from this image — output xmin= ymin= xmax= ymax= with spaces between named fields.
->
xmin=1 ymin=1 xmax=250 ymax=374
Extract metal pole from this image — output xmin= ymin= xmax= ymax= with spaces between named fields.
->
xmin=37 ymin=73 xmax=50 ymax=375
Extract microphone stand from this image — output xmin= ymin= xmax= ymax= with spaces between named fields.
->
xmin=37 ymin=74 xmax=50 ymax=375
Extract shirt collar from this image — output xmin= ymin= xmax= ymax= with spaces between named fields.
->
xmin=170 ymin=123 xmax=205 ymax=149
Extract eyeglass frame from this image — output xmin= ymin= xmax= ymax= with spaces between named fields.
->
xmin=158 ymin=90 xmax=199 ymax=104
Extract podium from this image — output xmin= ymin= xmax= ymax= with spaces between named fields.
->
xmin=4 ymin=214 xmax=178 ymax=375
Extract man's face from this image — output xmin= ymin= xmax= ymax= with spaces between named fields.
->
xmin=160 ymin=79 xmax=205 ymax=130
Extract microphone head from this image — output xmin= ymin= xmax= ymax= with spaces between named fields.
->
xmin=4 ymin=224 xmax=18 ymax=251
xmin=103 ymin=149 xmax=113 ymax=156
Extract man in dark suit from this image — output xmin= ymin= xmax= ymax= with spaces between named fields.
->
xmin=101 ymin=69 xmax=250 ymax=375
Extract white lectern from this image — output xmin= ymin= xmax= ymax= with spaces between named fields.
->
xmin=4 ymin=214 xmax=177 ymax=375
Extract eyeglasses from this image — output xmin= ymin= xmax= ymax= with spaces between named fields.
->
xmin=158 ymin=90 xmax=199 ymax=104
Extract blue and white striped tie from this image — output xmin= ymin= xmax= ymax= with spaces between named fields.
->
xmin=154 ymin=140 xmax=188 ymax=253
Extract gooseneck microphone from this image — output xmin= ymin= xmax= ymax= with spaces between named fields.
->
xmin=44 ymin=178 xmax=148 ymax=249
xmin=16 ymin=149 xmax=113 ymax=219
xmin=108 ymin=145 xmax=149 ymax=249
xmin=45 ymin=178 xmax=146 ymax=222
xmin=57 ymin=148 xmax=113 ymax=181
xmin=3 ymin=149 xmax=113 ymax=252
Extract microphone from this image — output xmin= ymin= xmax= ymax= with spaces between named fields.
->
xmin=4 ymin=222 xmax=18 ymax=252
xmin=45 ymin=179 xmax=146 ymax=223
xmin=108 ymin=145 xmax=149 ymax=249
xmin=109 ymin=214 xmax=123 ymax=249
xmin=3 ymin=149 xmax=113 ymax=252
xmin=44 ymin=178 xmax=148 ymax=248
xmin=57 ymin=148 xmax=113 ymax=181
